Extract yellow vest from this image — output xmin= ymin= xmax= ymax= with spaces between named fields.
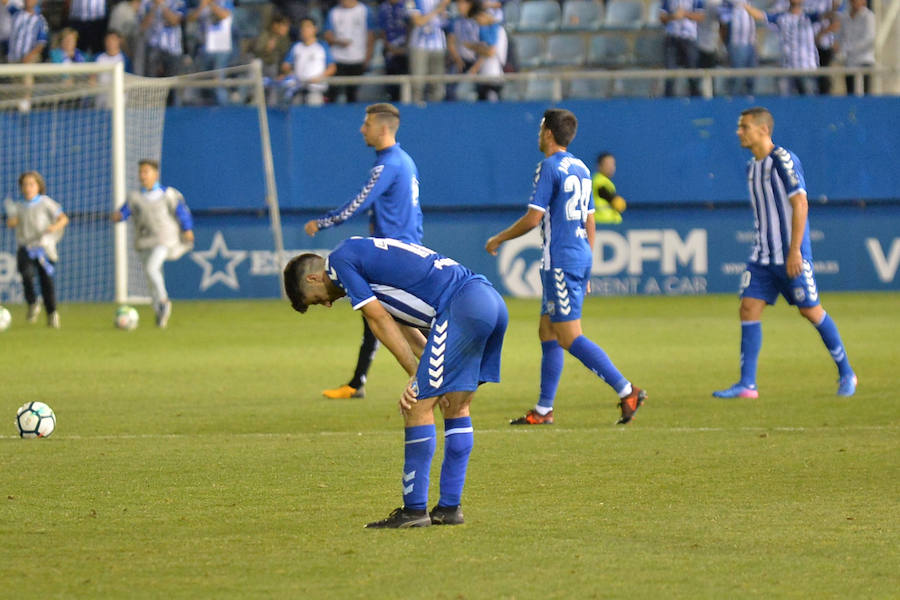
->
xmin=593 ymin=173 xmax=622 ymax=224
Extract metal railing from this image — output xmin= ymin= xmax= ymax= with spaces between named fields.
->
xmin=287 ymin=65 xmax=896 ymax=104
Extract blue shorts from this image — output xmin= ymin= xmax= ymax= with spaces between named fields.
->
xmin=415 ymin=278 xmax=508 ymax=399
xmin=740 ymin=261 xmax=821 ymax=307
xmin=541 ymin=266 xmax=589 ymax=322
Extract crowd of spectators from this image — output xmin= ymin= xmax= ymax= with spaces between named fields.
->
xmin=0 ymin=0 xmax=880 ymax=105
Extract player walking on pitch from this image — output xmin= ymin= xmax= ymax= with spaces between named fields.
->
xmin=284 ymin=237 xmax=508 ymax=528
xmin=113 ymin=159 xmax=194 ymax=328
xmin=486 ymin=108 xmax=647 ymax=426
xmin=304 ymin=103 xmax=424 ymax=400
xmin=713 ymin=107 xmax=857 ymax=398
xmin=4 ymin=171 xmax=69 ymax=328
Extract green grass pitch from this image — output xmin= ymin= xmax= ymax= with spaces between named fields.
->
xmin=2 ymin=293 xmax=898 ymax=598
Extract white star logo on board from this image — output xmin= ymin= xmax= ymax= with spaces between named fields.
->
xmin=191 ymin=231 xmax=248 ymax=291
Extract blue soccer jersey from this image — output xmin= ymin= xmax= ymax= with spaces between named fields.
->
xmin=316 ymin=144 xmax=424 ymax=244
xmin=325 ymin=237 xmax=480 ymax=328
xmin=528 ymin=151 xmax=595 ymax=270
xmin=746 ymin=145 xmax=812 ymax=266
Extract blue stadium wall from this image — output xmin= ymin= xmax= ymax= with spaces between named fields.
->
xmin=161 ymin=97 xmax=900 ymax=299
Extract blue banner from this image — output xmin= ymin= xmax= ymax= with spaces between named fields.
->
xmin=154 ymin=206 xmax=900 ymax=300
xmin=161 ymin=98 xmax=900 ymax=212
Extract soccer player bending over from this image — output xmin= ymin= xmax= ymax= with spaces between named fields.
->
xmin=113 ymin=159 xmax=194 ymax=328
xmin=486 ymin=108 xmax=647 ymax=426
xmin=284 ymin=237 xmax=508 ymax=528
xmin=713 ymin=107 xmax=856 ymax=398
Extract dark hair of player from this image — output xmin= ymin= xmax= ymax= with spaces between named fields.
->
xmin=18 ymin=171 xmax=46 ymax=194
xmin=366 ymin=103 xmax=400 ymax=133
xmin=542 ymin=109 xmax=578 ymax=147
xmin=740 ymin=106 xmax=774 ymax=134
xmin=283 ymin=253 xmax=326 ymax=313
xmin=596 ymin=151 xmax=613 ymax=165
xmin=138 ymin=158 xmax=160 ymax=171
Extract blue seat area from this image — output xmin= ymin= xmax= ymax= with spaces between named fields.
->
xmin=511 ymin=33 xmax=546 ymax=69
xmin=560 ymin=0 xmax=604 ymax=31
xmin=603 ymin=0 xmax=644 ymax=29
xmin=545 ymin=34 xmax=587 ymax=67
xmin=588 ymin=33 xmax=631 ymax=67
xmin=567 ymin=77 xmax=611 ymax=98
xmin=611 ymin=75 xmax=660 ymax=97
xmin=503 ymin=1 xmax=521 ymax=29
xmin=517 ymin=0 xmax=562 ymax=32
xmin=633 ymin=31 xmax=664 ymax=66
xmin=522 ymin=75 xmax=558 ymax=100
xmin=644 ymin=0 xmax=662 ymax=27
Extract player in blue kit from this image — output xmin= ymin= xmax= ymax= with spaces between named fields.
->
xmin=304 ymin=103 xmax=424 ymax=401
xmin=284 ymin=237 xmax=508 ymax=528
xmin=713 ymin=107 xmax=857 ymax=398
xmin=486 ymin=108 xmax=647 ymax=426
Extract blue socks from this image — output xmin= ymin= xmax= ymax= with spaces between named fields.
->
xmin=568 ymin=335 xmax=628 ymax=394
xmin=815 ymin=313 xmax=853 ymax=377
xmin=538 ymin=340 xmax=565 ymax=410
xmin=402 ymin=424 xmax=435 ymax=511
xmin=439 ymin=417 xmax=474 ymax=508
xmin=740 ymin=321 xmax=762 ymax=387
xmin=403 ymin=419 xmax=474 ymax=510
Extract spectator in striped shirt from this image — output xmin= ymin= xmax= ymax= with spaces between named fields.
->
xmin=186 ymin=0 xmax=234 ymax=105
xmin=719 ymin=0 xmax=758 ymax=95
xmin=140 ymin=0 xmax=185 ymax=79
xmin=659 ymin=0 xmax=706 ymax=97
xmin=742 ymin=0 xmax=831 ymax=96
xmin=67 ymin=0 xmax=107 ymax=56
xmin=376 ymin=0 xmax=410 ymax=102
xmin=407 ymin=0 xmax=451 ymax=103
xmin=0 ymin=0 xmax=21 ymax=62
xmin=4 ymin=0 xmax=48 ymax=64
xmin=806 ymin=0 xmax=841 ymax=95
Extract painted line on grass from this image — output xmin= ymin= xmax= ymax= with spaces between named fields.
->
xmin=1 ymin=424 xmax=896 ymax=441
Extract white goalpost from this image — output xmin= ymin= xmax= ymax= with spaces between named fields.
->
xmin=0 ymin=61 xmax=283 ymax=306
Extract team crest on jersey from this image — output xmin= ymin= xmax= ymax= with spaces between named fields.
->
xmin=545 ymin=300 xmax=555 ymax=316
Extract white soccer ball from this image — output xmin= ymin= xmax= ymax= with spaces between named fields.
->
xmin=0 ymin=306 xmax=10 ymax=332
xmin=114 ymin=305 xmax=139 ymax=331
xmin=16 ymin=401 xmax=56 ymax=439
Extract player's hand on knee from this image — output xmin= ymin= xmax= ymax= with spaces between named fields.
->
xmin=399 ymin=376 xmax=419 ymax=411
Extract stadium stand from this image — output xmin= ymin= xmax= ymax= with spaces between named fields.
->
xmin=511 ymin=33 xmax=546 ymax=69
xmin=633 ymin=30 xmax=665 ymax=66
xmin=603 ymin=0 xmax=644 ymax=29
xmin=545 ymin=33 xmax=588 ymax=67
xmin=644 ymin=0 xmax=662 ymax=28
xmin=588 ymin=32 xmax=632 ymax=67
xmin=516 ymin=0 xmax=562 ymax=32
xmin=567 ymin=77 xmax=611 ymax=98
xmin=560 ymin=0 xmax=604 ymax=31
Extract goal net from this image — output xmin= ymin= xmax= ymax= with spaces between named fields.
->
xmin=0 ymin=61 xmax=282 ymax=305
